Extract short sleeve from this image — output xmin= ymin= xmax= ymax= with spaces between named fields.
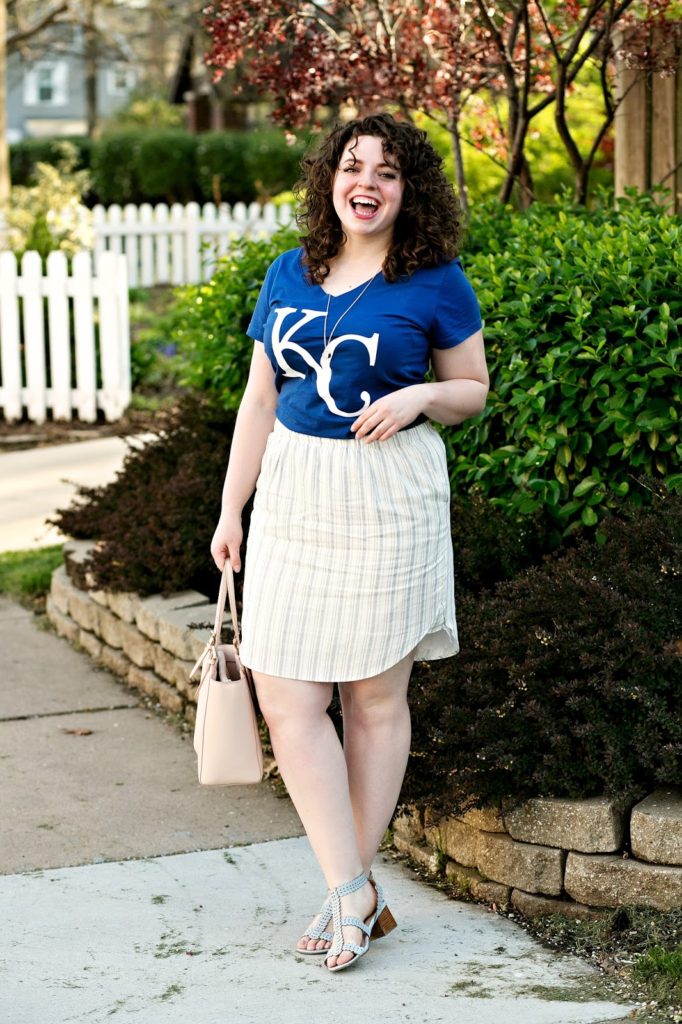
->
xmin=246 ymin=258 xmax=278 ymax=342
xmin=429 ymin=259 xmax=482 ymax=350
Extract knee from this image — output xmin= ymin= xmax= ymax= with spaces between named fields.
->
xmin=342 ymin=689 xmax=408 ymax=731
xmin=255 ymin=677 xmax=331 ymax=735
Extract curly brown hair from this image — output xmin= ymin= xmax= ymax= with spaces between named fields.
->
xmin=294 ymin=113 xmax=463 ymax=285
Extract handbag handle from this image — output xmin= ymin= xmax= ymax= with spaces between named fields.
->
xmin=189 ymin=561 xmax=242 ymax=681
xmin=213 ymin=560 xmax=241 ymax=649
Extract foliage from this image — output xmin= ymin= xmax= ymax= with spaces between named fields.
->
xmin=451 ymin=189 xmax=682 ymax=540
xmin=92 ymin=130 xmax=197 ymax=205
xmin=418 ymin=75 xmax=614 ymax=205
xmin=102 ymin=95 xmax=186 ymax=131
xmin=196 ymin=129 xmax=309 ymax=205
xmin=405 ymin=483 xmax=682 ymax=813
xmin=204 ymin=0 xmax=677 ymax=204
xmin=90 ymin=131 xmax=142 ymax=206
xmin=4 ymin=143 xmax=93 ymax=260
xmin=244 ymin=129 xmax=311 ymax=201
xmin=86 ymin=128 xmax=305 ymax=207
xmin=128 ymin=286 xmax=184 ymax=394
xmin=135 ymin=131 xmax=198 ymax=204
xmin=527 ymin=905 xmax=682 ymax=1020
xmin=48 ymin=396 xmax=237 ymax=599
xmin=170 ymin=228 xmax=299 ymax=409
xmin=195 ymin=131 xmax=253 ymax=205
xmin=0 ymin=547 xmax=64 ymax=601
xmin=9 ymin=137 xmax=93 ymax=188
xmin=633 ymin=944 xmax=682 ymax=1006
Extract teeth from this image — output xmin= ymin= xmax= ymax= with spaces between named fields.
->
xmin=352 ymin=198 xmax=378 ymax=208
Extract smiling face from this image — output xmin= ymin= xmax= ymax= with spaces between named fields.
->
xmin=332 ymin=134 xmax=404 ymax=247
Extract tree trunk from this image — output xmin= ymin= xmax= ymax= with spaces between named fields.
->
xmin=498 ymin=115 xmax=529 ymax=205
xmin=0 ymin=0 xmax=10 ymax=213
xmin=84 ymin=0 xmax=98 ymax=137
xmin=448 ymin=112 xmax=469 ymax=219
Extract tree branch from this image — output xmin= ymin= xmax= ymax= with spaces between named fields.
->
xmin=7 ymin=2 xmax=70 ymax=51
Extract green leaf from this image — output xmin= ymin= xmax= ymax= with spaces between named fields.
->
xmin=573 ymin=477 xmax=599 ymax=498
xmin=581 ymin=506 xmax=599 ymax=526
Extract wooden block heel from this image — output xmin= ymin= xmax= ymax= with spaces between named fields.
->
xmin=371 ymin=904 xmax=397 ymax=938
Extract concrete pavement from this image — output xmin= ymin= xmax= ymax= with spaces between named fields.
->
xmin=0 ymin=597 xmax=635 ymax=1024
xmin=0 ymin=435 xmax=152 ymax=551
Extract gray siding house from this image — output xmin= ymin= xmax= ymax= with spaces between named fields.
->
xmin=6 ymin=22 xmax=139 ymax=142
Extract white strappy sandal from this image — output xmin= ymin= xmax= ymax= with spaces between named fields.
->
xmin=324 ymin=872 xmax=397 ymax=973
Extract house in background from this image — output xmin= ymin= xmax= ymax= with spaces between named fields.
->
xmin=6 ymin=23 xmax=136 ymax=142
xmin=5 ymin=1 xmax=189 ymax=142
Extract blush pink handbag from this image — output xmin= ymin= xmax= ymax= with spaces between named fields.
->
xmin=189 ymin=562 xmax=263 ymax=786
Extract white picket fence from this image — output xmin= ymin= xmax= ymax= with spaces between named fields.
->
xmin=0 ymin=250 xmax=130 ymax=424
xmin=93 ymin=200 xmax=295 ymax=288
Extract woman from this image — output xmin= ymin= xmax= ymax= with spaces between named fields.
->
xmin=210 ymin=113 xmax=488 ymax=973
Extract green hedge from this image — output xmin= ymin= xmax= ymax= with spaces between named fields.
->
xmin=457 ymin=190 xmax=681 ymax=540
xmin=10 ymin=137 xmax=93 ymax=188
xmin=11 ymin=129 xmax=307 ymax=207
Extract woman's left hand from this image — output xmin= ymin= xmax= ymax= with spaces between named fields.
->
xmin=351 ymin=385 xmax=428 ymax=443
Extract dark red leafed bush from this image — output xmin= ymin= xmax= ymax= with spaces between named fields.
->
xmin=49 ymin=395 xmax=237 ymax=598
xmin=405 ymin=482 xmax=682 ymax=813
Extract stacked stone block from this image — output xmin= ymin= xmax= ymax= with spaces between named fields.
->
xmin=393 ymin=791 xmax=682 ymax=917
xmin=46 ymin=541 xmax=226 ymax=726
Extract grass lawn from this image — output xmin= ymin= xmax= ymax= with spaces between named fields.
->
xmin=0 ymin=546 xmax=63 ymax=606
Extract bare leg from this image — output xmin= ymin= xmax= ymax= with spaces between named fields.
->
xmin=253 ymin=670 xmax=376 ymax=966
xmin=339 ymin=650 xmax=415 ymax=874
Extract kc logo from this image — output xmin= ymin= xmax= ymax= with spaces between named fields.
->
xmin=271 ymin=307 xmax=379 ymax=418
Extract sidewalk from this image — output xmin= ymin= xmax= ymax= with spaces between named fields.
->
xmin=0 ymin=598 xmax=634 ymax=1024
xmin=0 ymin=435 xmax=152 ymax=551
xmin=0 ymin=440 xmax=634 ymax=1023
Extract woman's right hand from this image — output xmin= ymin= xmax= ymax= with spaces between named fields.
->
xmin=210 ymin=512 xmax=243 ymax=573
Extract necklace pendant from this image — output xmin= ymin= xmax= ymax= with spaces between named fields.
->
xmin=322 ymin=271 xmax=379 ymax=350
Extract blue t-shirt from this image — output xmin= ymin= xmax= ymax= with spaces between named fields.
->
xmin=247 ymin=247 xmax=482 ymax=439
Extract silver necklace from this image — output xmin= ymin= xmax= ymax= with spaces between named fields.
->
xmin=323 ymin=273 xmax=379 ymax=349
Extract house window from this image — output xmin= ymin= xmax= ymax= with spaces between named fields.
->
xmin=37 ymin=67 xmax=54 ymax=103
xmin=107 ymin=64 xmax=136 ymax=96
xmin=24 ymin=61 xmax=68 ymax=106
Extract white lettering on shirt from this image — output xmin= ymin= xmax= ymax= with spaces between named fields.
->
xmin=270 ymin=307 xmax=379 ymax=418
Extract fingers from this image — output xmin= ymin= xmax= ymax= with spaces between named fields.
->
xmin=210 ymin=545 xmax=241 ymax=574
xmin=227 ymin=542 xmax=241 ymax=574
xmin=353 ymin=412 xmax=399 ymax=443
xmin=210 ymin=527 xmax=243 ymax=573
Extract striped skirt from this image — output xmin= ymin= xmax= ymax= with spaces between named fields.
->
xmin=239 ymin=419 xmax=458 ymax=682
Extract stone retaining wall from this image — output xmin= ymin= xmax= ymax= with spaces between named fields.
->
xmin=393 ymin=790 xmax=682 ymax=916
xmin=47 ymin=542 xmax=682 ymax=917
xmin=46 ymin=541 xmax=219 ymax=727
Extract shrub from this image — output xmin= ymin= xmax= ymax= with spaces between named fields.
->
xmin=134 ymin=130 xmax=198 ymax=204
xmin=244 ymin=129 xmax=309 ymax=201
xmin=90 ymin=131 xmax=142 ymax=206
xmin=196 ymin=132 xmax=253 ymax=205
xmin=454 ymin=190 xmax=682 ymax=542
xmin=171 ymin=227 xmax=299 ymax=409
xmin=49 ymin=395 xmax=238 ymax=599
xmin=405 ymin=483 xmax=682 ymax=813
xmin=102 ymin=95 xmax=185 ymax=131
xmin=9 ymin=137 xmax=93 ymax=188
xmin=5 ymin=142 xmax=93 ymax=260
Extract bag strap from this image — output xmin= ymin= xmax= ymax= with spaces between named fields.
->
xmin=213 ymin=560 xmax=241 ymax=649
xmin=189 ymin=561 xmax=241 ymax=681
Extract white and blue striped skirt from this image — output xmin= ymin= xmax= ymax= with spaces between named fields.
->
xmin=239 ymin=419 xmax=458 ymax=682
